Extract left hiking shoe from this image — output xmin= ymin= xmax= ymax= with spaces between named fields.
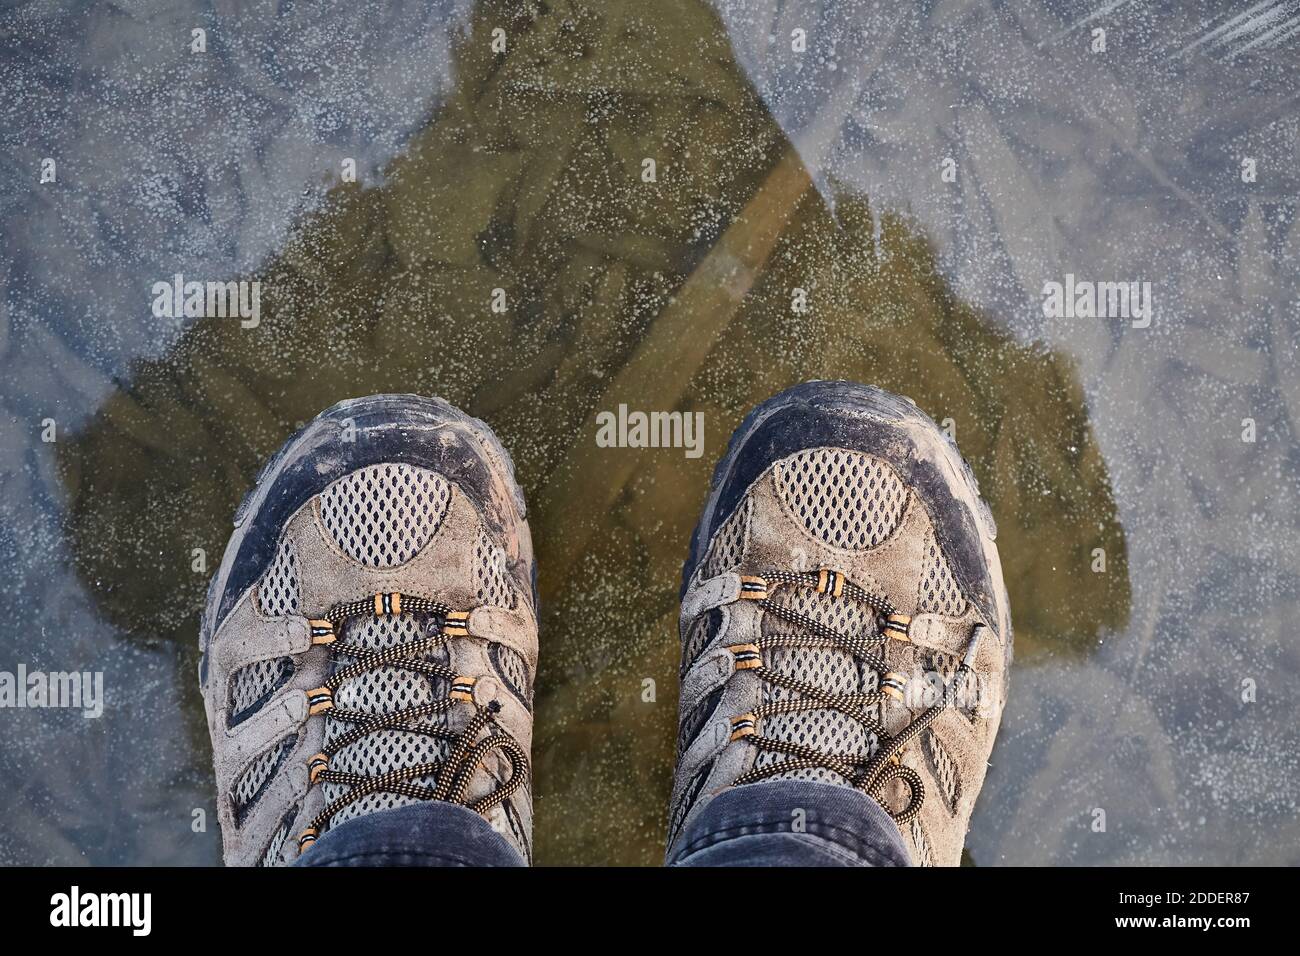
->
xmin=199 ymin=395 xmax=538 ymax=866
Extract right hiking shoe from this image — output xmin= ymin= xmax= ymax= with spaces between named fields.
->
xmin=669 ymin=381 xmax=1012 ymax=866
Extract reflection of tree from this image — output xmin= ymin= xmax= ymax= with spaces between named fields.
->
xmin=58 ymin=0 xmax=1129 ymax=863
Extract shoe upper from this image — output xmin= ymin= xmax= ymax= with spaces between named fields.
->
xmin=200 ymin=396 xmax=537 ymax=866
xmin=670 ymin=382 xmax=1012 ymax=866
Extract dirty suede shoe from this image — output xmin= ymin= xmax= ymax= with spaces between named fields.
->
xmin=669 ymin=382 xmax=1012 ymax=866
xmin=199 ymin=395 xmax=538 ymax=866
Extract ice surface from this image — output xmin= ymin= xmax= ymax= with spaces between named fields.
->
xmin=0 ymin=0 xmax=1296 ymax=864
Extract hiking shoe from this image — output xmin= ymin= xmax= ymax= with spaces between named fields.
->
xmin=669 ymin=382 xmax=1012 ymax=866
xmin=199 ymin=395 xmax=538 ymax=866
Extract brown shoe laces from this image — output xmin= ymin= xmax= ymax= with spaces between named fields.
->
xmin=296 ymin=592 xmax=529 ymax=853
xmin=725 ymin=569 xmax=983 ymax=826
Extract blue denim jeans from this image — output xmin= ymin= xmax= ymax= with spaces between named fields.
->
xmin=296 ymin=780 xmax=911 ymax=867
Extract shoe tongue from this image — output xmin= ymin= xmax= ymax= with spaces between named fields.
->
xmin=753 ymin=587 xmax=882 ymax=785
xmin=322 ymin=614 xmax=451 ymax=828
xmin=319 ymin=613 xmax=533 ymax=862
xmin=779 ymin=584 xmax=878 ymax=637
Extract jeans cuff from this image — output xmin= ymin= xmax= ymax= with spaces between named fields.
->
xmin=294 ymin=800 xmax=526 ymax=867
xmin=667 ymin=779 xmax=913 ymax=867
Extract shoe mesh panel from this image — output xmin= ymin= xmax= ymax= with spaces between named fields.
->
xmin=474 ymin=529 xmax=516 ymax=608
xmin=774 ymin=449 xmax=908 ymax=550
xmin=230 ymin=537 xmax=302 ymax=726
xmin=680 ymin=608 xmax=722 ymax=678
xmin=668 ymin=758 xmax=714 ymax=849
xmin=228 ymin=657 xmax=295 ymax=726
xmin=258 ymin=809 xmax=297 ymax=867
xmin=677 ymin=684 xmax=724 ymax=759
xmin=755 ymin=587 xmax=881 ymax=785
xmin=930 ymin=650 xmax=957 ymax=683
xmin=917 ymin=534 xmax=966 ymax=616
xmin=924 ymin=730 xmax=961 ymax=813
xmin=699 ymin=497 xmax=750 ymax=580
xmin=233 ymin=734 xmax=297 ymax=819
xmin=502 ymin=798 xmax=532 ymax=864
xmin=322 ymin=614 xmax=451 ymax=828
xmin=765 ymin=586 xmax=877 ymax=639
xmin=754 ymin=648 xmax=867 ymax=784
xmin=910 ymin=818 xmax=932 ymax=867
xmin=257 ymin=537 xmax=300 ymax=615
xmin=318 ymin=464 xmax=450 ymax=567
xmin=490 ymin=643 xmax=532 ymax=707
